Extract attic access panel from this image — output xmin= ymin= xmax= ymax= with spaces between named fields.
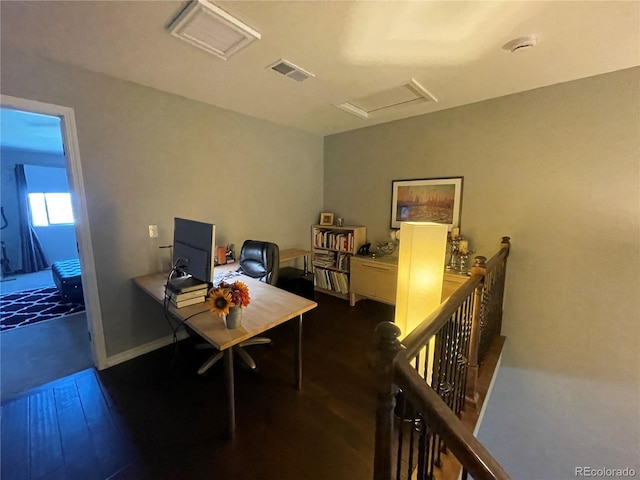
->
xmin=337 ymin=79 xmax=437 ymax=119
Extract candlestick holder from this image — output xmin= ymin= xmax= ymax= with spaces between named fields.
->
xmin=446 ymin=235 xmax=460 ymax=271
xmin=447 ymin=233 xmax=476 ymax=273
xmin=456 ymin=249 xmax=475 ymax=273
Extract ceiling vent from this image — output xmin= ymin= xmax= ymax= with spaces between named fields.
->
xmin=336 ymin=79 xmax=438 ymax=119
xmin=267 ymin=59 xmax=315 ymax=83
xmin=167 ymin=0 xmax=261 ymax=61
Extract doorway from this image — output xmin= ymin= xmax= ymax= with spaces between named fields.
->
xmin=0 ymin=95 xmax=106 ymax=401
xmin=0 ymin=141 xmax=79 ymax=297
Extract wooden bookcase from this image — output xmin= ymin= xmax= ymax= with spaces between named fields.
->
xmin=311 ymin=224 xmax=366 ymax=300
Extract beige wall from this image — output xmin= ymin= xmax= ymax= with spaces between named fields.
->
xmin=325 ymin=68 xmax=640 ymax=478
xmin=1 ymin=46 xmax=324 ymax=358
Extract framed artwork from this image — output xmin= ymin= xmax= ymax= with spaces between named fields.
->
xmin=391 ymin=177 xmax=463 ymax=230
xmin=319 ymin=212 xmax=334 ymax=226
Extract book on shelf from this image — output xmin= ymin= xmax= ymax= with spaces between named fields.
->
xmin=336 ymin=252 xmax=350 ymax=271
xmin=168 ymin=287 xmax=209 ymax=302
xmin=313 ymin=250 xmax=335 ymax=268
xmin=331 ymin=270 xmax=348 ymax=294
xmin=171 ymin=296 xmax=206 ymax=308
xmin=313 ymin=267 xmax=349 ymax=294
xmin=335 ymin=271 xmax=348 ymax=293
xmin=167 ymin=276 xmax=210 ymax=294
xmin=313 ymin=229 xmax=354 ymax=252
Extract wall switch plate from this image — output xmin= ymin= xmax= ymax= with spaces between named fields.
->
xmin=148 ymin=225 xmax=158 ymax=238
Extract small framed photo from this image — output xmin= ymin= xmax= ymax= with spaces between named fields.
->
xmin=319 ymin=212 xmax=334 ymax=226
xmin=391 ymin=177 xmax=463 ymax=230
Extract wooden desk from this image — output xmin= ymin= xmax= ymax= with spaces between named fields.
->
xmin=279 ymin=248 xmax=312 ymax=274
xmin=133 ymin=264 xmax=317 ymax=438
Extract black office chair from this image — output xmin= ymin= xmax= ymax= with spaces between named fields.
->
xmin=197 ymin=240 xmax=280 ymax=375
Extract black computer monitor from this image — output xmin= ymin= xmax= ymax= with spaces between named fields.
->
xmin=172 ymin=217 xmax=216 ymax=285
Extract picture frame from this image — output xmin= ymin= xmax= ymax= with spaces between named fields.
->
xmin=319 ymin=212 xmax=334 ymax=226
xmin=391 ymin=177 xmax=463 ymax=230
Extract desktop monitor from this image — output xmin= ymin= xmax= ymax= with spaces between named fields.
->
xmin=172 ymin=217 xmax=216 ymax=285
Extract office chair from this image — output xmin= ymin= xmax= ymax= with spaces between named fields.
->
xmin=197 ymin=240 xmax=280 ymax=375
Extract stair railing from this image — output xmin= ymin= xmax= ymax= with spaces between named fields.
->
xmin=370 ymin=238 xmax=511 ymax=480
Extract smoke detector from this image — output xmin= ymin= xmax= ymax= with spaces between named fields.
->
xmin=267 ymin=59 xmax=315 ymax=83
xmin=503 ymin=35 xmax=539 ymax=53
xmin=167 ymin=0 xmax=261 ymax=60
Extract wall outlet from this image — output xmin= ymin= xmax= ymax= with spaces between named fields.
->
xmin=148 ymin=225 xmax=158 ymax=238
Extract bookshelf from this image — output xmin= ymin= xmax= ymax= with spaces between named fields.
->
xmin=311 ymin=224 xmax=366 ymax=300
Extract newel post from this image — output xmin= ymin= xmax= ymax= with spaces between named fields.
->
xmin=370 ymin=321 xmax=402 ymax=480
xmin=466 ymin=255 xmax=487 ymax=405
xmin=494 ymin=236 xmax=511 ymax=335
xmin=501 ymin=236 xmax=511 ymax=258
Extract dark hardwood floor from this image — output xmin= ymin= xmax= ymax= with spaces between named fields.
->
xmin=1 ymin=293 xmax=395 ymax=480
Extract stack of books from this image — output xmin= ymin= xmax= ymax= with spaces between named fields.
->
xmin=166 ymin=276 xmax=209 ymax=308
xmin=312 ymin=249 xmax=335 ymax=268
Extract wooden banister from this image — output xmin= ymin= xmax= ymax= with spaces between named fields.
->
xmin=394 ymin=361 xmax=511 ymax=480
xmin=401 ymin=274 xmax=482 ymax=361
xmin=371 ymin=238 xmax=512 ymax=480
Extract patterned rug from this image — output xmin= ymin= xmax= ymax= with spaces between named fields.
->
xmin=0 ymin=286 xmax=85 ymax=332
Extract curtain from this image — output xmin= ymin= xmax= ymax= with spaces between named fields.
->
xmin=15 ymin=165 xmax=49 ymax=273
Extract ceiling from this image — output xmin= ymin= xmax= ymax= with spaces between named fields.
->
xmin=0 ymin=108 xmax=63 ymax=154
xmin=1 ymin=1 xmax=638 ymax=137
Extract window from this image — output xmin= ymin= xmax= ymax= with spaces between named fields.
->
xmin=28 ymin=193 xmax=74 ymax=226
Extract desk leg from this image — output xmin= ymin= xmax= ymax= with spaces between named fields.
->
xmin=224 ymin=348 xmax=236 ymax=439
xmin=295 ymin=314 xmax=302 ymax=389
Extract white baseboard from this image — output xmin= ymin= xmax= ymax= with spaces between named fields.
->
xmin=452 ymin=353 xmax=504 ymax=480
xmin=103 ymin=330 xmax=190 ymax=369
xmin=473 ymin=350 xmax=503 ymax=436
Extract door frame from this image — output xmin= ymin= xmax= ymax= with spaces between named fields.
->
xmin=1 ymin=94 xmax=107 ymax=369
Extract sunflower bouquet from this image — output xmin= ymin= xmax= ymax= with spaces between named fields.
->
xmin=207 ymin=280 xmax=250 ymax=317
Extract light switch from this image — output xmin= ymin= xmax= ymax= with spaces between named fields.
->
xmin=148 ymin=225 xmax=158 ymax=238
